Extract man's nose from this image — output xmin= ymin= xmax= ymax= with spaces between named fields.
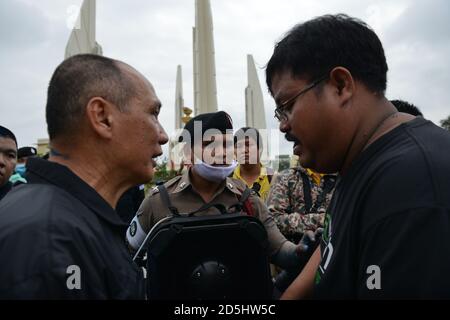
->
xmin=158 ymin=124 xmax=169 ymax=145
xmin=0 ymin=153 xmax=6 ymax=167
xmin=279 ymin=119 xmax=290 ymax=133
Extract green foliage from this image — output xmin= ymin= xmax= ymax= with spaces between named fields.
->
xmin=153 ymin=159 xmax=179 ymax=184
xmin=441 ymin=115 xmax=450 ymax=131
xmin=276 ymin=154 xmax=291 ymax=172
xmin=278 ymin=159 xmax=290 ymax=172
xmin=144 ymin=158 xmax=180 ymax=194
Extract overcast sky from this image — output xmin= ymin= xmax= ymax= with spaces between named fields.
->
xmin=1 ymin=0 xmax=449 ymax=158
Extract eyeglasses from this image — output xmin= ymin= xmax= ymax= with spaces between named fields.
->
xmin=274 ymin=75 xmax=328 ymax=122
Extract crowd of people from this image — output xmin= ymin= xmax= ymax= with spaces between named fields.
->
xmin=0 ymin=13 xmax=450 ymax=300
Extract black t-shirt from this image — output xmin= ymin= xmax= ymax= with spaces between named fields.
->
xmin=0 ymin=181 xmax=12 ymax=201
xmin=0 ymin=158 xmax=144 ymax=299
xmin=313 ymin=117 xmax=450 ymax=299
xmin=116 ymin=185 xmax=145 ymax=224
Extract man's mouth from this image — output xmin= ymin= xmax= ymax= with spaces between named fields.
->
xmin=285 ymin=133 xmax=301 ymax=149
xmin=151 ymin=152 xmax=162 ymax=167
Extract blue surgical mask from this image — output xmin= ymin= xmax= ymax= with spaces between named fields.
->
xmin=193 ymin=159 xmax=237 ymax=183
xmin=15 ymin=163 xmax=26 ymax=176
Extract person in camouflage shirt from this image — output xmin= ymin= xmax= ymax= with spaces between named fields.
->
xmin=267 ymin=166 xmax=337 ymax=244
xmin=267 ymin=165 xmax=337 ymax=294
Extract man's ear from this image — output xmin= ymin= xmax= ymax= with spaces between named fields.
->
xmin=328 ymin=67 xmax=355 ymax=105
xmin=85 ymin=97 xmax=115 ymax=139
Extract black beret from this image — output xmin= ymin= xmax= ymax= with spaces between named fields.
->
xmin=17 ymin=147 xmax=37 ymax=159
xmin=179 ymin=111 xmax=233 ymax=145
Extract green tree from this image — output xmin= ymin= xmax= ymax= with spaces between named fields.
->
xmin=276 ymin=154 xmax=291 ymax=172
xmin=144 ymin=158 xmax=180 ymax=195
xmin=441 ymin=115 xmax=450 ymax=131
xmin=152 ymin=158 xmax=179 ymax=184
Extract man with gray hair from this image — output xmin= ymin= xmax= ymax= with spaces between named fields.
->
xmin=0 ymin=54 xmax=168 ymax=299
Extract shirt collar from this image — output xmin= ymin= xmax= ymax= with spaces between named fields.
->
xmin=258 ymin=165 xmax=269 ymax=180
xmin=172 ymin=169 xmax=192 ymax=193
xmin=233 ymin=164 xmax=266 ymax=182
xmin=296 ymin=166 xmax=337 ymax=186
xmin=172 ymin=167 xmax=243 ymax=196
xmin=225 ymin=176 xmax=244 ymax=196
xmin=26 ymin=158 xmax=127 ymax=230
xmin=306 ymin=168 xmax=324 ymax=186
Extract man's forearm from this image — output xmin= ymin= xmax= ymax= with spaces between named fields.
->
xmin=281 ymin=246 xmax=321 ymax=300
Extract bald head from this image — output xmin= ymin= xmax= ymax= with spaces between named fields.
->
xmin=46 ymin=54 xmax=142 ymax=140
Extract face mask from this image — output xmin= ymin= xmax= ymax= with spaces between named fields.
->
xmin=194 ymin=159 xmax=237 ymax=183
xmin=15 ymin=163 xmax=26 ymax=176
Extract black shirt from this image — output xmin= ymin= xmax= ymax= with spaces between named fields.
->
xmin=0 ymin=181 xmax=12 ymax=201
xmin=0 ymin=158 xmax=144 ymax=299
xmin=314 ymin=118 xmax=450 ymax=299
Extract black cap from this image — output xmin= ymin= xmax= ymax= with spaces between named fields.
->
xmin=179 ymin=111 xmax=233 ymax=146
xmin=17 ymin=147 xmax=37 ymax=159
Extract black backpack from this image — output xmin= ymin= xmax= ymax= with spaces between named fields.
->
xmin=138 ymin=184 xmax=272 ymax=300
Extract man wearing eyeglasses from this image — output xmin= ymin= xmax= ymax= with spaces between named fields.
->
xmin=266 ymin=14 xmax=450 ymax=299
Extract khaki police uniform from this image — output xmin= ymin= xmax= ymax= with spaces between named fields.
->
xmin=132 ymin=168 xmax=288 ymax=258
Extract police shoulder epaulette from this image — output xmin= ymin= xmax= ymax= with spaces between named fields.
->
xmin=165 ymin=175 xmax=183 ymax=187
xmin=150 ymin=176 xmax=183 ymax=196
xmin=149 ymin=186 xmax=160 ymax=196
xmin=228 ymin=176 xmax=245 ymax=189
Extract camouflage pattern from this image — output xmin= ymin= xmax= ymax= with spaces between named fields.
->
xmin=266 ymin=167 xmax=337 ymax=240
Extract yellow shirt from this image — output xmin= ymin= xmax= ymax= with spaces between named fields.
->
xmin=232 ymin=165 xmax=272 ymax=201
xmin=306 ymin=168 xmax=324 ymax=186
